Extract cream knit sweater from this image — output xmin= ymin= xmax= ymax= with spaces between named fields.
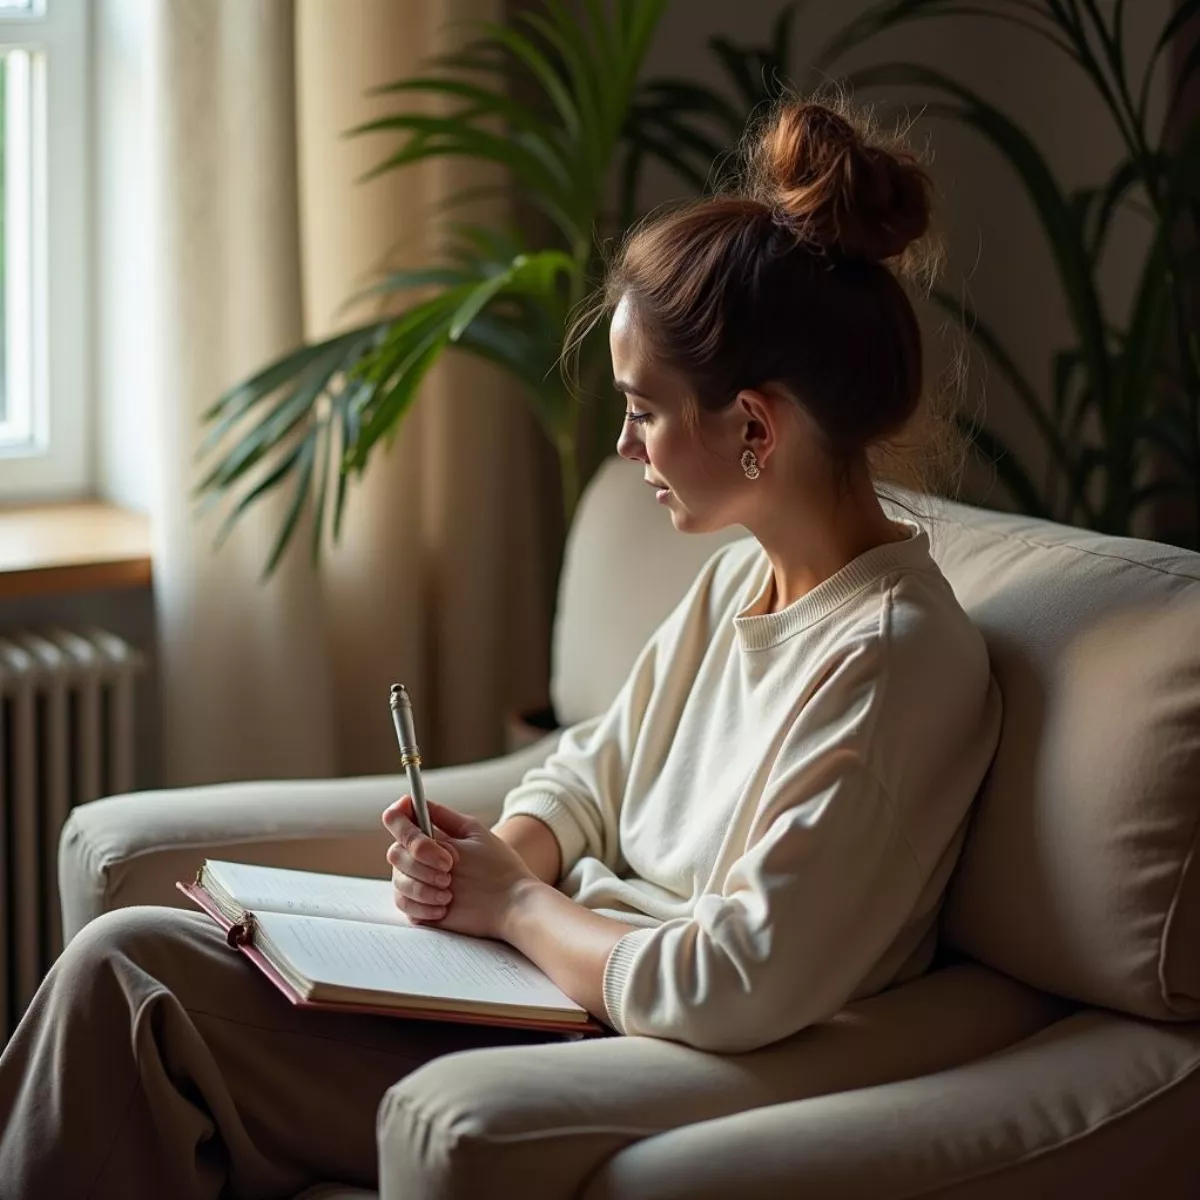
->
xmin=500 ymin=519 xmax=1001 ymax=1052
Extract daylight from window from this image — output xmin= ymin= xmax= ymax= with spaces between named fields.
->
xmin=0 ymin=48 xmax=33 ymax=448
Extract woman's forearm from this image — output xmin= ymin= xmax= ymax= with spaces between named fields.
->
xmin=492 ymin=814 xmax=561 ymax=885
xmin=500 ymin=879 xmax=634 ymax=1022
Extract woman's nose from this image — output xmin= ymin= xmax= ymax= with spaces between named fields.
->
xmin=616 ymin=423 xmax=646 ymax=462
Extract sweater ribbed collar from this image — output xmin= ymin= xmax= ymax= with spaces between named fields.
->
xmin=733 ymin=519 xmax=932 ymax=651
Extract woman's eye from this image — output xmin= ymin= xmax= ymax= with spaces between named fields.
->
xmin=624 ymin=411 xmax=652 ymax=425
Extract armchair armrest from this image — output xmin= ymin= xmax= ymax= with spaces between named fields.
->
xmin=375 ymin=962 xmax=1068 ymax=1199
xmin=58 ymin=734 xmax=559 ymax=942
xmin=584 ymin=1008 xmax=1200 ymax=1199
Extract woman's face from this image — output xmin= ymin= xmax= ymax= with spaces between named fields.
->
xmin=610 ymin=295 xmax=745 ymax=533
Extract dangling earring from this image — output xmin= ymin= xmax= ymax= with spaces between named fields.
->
xmin=741 ymin=448 xmax=760 ymax=480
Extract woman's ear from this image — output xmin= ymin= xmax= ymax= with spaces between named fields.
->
xmin=736 ymin=388 xmax=779 ymax=468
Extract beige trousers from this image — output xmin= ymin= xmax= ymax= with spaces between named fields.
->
xmin=0 ymin=906 xmax=559 ymax=1199
xmin=0 ymin=904 xmax=1076 ymax=1200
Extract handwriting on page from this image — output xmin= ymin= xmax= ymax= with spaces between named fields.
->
xmin=208 ymin=861 xmax=408 ymax=926
xmin=257 ymin=911 xmax=582 ymax=1011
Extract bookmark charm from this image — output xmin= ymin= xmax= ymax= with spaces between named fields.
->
xmin=226 ymin=914 xmax=256 ymax=949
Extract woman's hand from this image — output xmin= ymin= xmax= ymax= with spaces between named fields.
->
xmin=382 ymin=796 xmax=540 ymax=941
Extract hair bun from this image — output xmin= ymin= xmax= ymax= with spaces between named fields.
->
xmin=752 ymin=101 xmax=932 ymax=263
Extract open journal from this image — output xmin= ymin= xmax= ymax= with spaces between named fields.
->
xmin=177 ymin=860 xmax=605 ymax=1035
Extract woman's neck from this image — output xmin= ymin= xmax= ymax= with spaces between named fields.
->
xmin=750 ymin=484 xmax=909 ymax=615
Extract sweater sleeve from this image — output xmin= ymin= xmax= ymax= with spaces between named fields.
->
xmin=600 ymin=762 xmax=920 ymax=1051
xmin=600 ymin=634 xmax=947 ymax=1053
xmin=498 ymin=544 xmax=737 ymax=881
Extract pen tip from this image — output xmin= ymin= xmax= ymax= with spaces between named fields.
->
xmin=390 ymin=683 xmax=406 ymax=697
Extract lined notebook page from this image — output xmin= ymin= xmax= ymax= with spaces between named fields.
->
xmin=206 ymin=861 xmax=409 ymax=927
xmin=254 ymin=910 xmax=586 ymax=1014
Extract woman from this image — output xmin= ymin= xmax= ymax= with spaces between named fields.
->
xmin=0 ymin=99 xmax=1001 ymax=1197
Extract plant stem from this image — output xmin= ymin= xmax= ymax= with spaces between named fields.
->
xmin=557 ymin=431 xmax=580 ymax=528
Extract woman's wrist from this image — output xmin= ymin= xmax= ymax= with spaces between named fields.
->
xmin=492 ymin=814 xmax=562 ymax=885
xmin=499 ymin=875 xmax=552 ymax=944
xmin=494 ymin=874 xmax=636 ymax=1020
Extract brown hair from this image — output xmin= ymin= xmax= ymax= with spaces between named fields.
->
xmin=570 ymin=94 xmax=967 ymax=510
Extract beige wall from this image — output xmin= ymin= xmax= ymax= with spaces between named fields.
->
xmin=633 ymin=0 xmax=1172 ymax=512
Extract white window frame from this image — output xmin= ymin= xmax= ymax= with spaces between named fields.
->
xmin=0 ymin=0 xmax=88 ymax=502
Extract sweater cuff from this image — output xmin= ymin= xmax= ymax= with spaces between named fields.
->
xmin=601 ymin=926 xmax=657 ymax=1035
xmin=497 ymin=791 xmax=588 ymax=880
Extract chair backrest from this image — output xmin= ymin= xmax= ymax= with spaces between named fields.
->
xmin=551 ymin=456 xmax=741 ymax=727
xmin=554 ymin=456 xmax=1200 ymax=1020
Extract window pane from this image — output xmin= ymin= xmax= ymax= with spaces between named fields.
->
xmin=0 ymin=52 xmax=6 ymax=427
xmin=0 ymin=1 xmax=33 ymax=12
xmin=0 ymin=47 xmax=33 ymax=448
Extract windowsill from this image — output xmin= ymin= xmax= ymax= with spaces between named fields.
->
xmin=0 ymin=501 xmax=152 ymax=599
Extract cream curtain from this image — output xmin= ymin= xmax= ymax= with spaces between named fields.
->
xmin=148 ymin=0 xmax=554 ymax=787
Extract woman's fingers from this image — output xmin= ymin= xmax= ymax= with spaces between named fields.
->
xmin=425 ymin=800 xmax=482 ymax=838
xmin=382 ymin=795 xmax=454 ymax=871
xmin=385 ymin=841 xmax=453 ymax=888
xmin=391 ymin=868 xmax=451 ymax=921
xmin=433 ymin=829 xmax=461 ymax=865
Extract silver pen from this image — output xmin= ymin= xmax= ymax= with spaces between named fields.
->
xmin=389 ymin=684 xmax=434 ymax=838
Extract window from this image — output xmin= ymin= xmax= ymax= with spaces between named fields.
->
xmin=0 ymin=0 xmax=87 ymax=501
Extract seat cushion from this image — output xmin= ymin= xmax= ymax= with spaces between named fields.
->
xmin=915 ymin=499 xmax=1200 ymax=1020
xmin=582 ymin=1009 xmax=1200 ymax=1200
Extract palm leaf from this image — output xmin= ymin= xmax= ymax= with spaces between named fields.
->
xmin=709 ymin=34 xmax=766 ymax=108
xmin=353 ymin=114 xmax=573 ymax=197
xmin=331 ymin=382 xmax=366 ymax=542
xmin=848 ymin=64 xmax=1113 ymax=435
xmin=519 ymin=6 xmax=606 ymax=169
xmin=929 ymin=286 xmax=1086 ymax=518
xmin=366 ymin=76 xmax=552 ymax=141
xmin=1134 ymin=409 xmax=1195 ymax=473
xmin=211 ymin=439 xmax=308 ymax=553
xmin=263 ymin=436 xmax=317 ymax=580
xmin=1072 ymin=156 xmax=1152 ymax=260
xmin=1116 ymin=236 xmax=1171 ymax=456
xmin=349 ymin=266 xmax=474 ymax=307
xmin=628 ymin=105 xmax=731 ymax=173
xmin=957 ymin=415 xmax=1050 ymax=518
xmin=194 ymin=333 xmax=374 ymax=495
xmin=198 ymin=328 xmax=369 ymax=447
xmin=1141 ymin=0 xmax=1200 ymax=120
xmin=816 ymin=0 xmax=1077 ymax=73
xmin=470 ymin=20 xmax=582 ymax=144
xmin=634 ymin=79 xmax=745 ymax=138
xmin=772 ymin=2 xmax=804 ymax=69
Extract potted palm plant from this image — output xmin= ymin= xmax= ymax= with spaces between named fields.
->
xmin=194 ymin=0 xmax=669 ymax=577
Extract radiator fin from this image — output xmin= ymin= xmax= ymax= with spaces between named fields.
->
xmin=0 ymin=628 xmax=143 ymax=1038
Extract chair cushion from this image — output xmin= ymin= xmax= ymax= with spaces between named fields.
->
xmin=917 ymin=499 xmax=1200 ymax=1020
